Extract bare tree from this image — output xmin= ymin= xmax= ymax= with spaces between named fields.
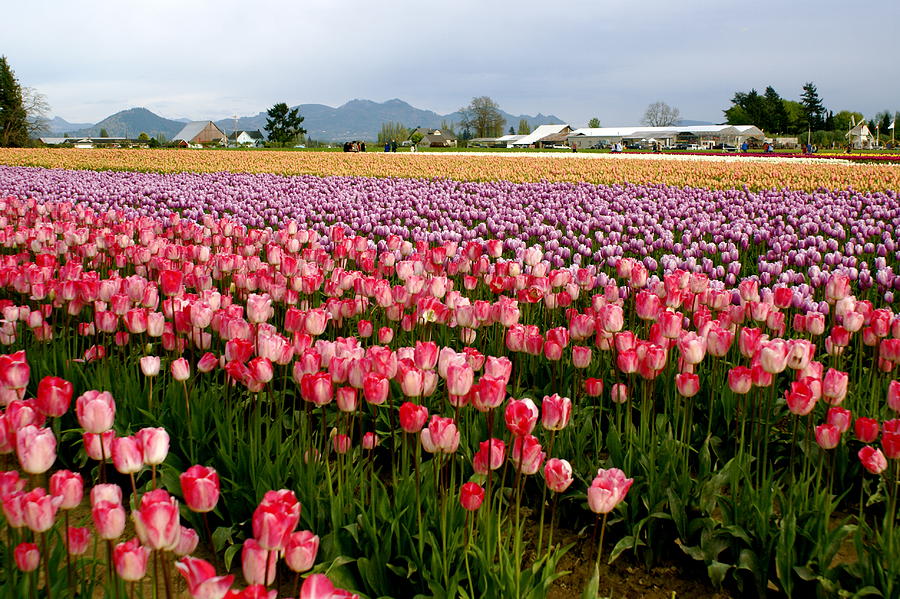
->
xmin=641 ymin=101 xmax=680 ymax=127
xmin=458 ymin=96 xmax=506 ymax=139
xmin=22 ymin=86 xmax=50 ymax=137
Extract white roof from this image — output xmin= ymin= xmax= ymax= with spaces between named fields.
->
xmin=497 ymin=134 xmax=525 ymax=142
xmin=568 ymin=124 xmax=762 ymax=139
xmin=512 ymin=124 xmax=570 ymax=146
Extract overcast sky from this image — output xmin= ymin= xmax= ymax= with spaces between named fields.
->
xmin=6 ymin=0 xmax=898 ymax=126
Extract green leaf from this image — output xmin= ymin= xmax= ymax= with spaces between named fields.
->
xmin=609 ymin=535 xmax=643 ymax=562
xmin=211 ymin=525 xmax=234 ymax=553
xmin=223 ymin=544 xmax=241 ymax=571
xmin=707 ymin=561 xmax=731 ymax=588
xmin=581 ymin=563 xmax=600 ymax=599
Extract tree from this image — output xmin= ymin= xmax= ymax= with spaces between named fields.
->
xmin=641 ymin=101 xmax=680 ymax=127
xmin=458 ymin=97 xmax=506 ymax=138
xmin=832 ymin=110 xmax=864 ymax=133
xmin=508 ymin=126 xmax=515 ymax=135
xmin=0 ymin=55 xmax=29 ymax=147
xmin=588 ymin=117 xmax=601 ymax=128
xmin=138 ymin=132 xmax=150 ymax=141
xmin=763 ymin=87 xmax=789 ymax=133
xmin=377 ymin=122 xmax=409 ymax=145
xmin=264 ymin=102 xmax=306 ymax=146
xmin=22 ymin=87 xmax=49 ymax=138
xmin=518 ymin=119 xmax=531 ymax=135
xmin=800 ymin=82 xmax=825 ymax=131
xmin=99 ymin=128 xmax=109 ymax=138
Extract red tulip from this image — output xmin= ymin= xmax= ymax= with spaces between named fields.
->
xmin=0 ymin=350 xmax=30 ymax=390
xmin=180 ymin=465 xmax=220 ymax=513
xmin=459 ymin=482 xmax=485 ymax=511
xmin=158 ymin=269 xmax=184 ymax=297
xmin=785 ymin=380 xmax=816 ymax=415
xmin=50 ymin=470 xmax=84 ymax=510
xmin=587 ymin=467 xmax=633 ymax=514
xmin=300 ymin=574 xmax=337 ymax=599
xmin=584 ymin=377 xmax=603 ymax=397
xmin=35 ymin=376 xmax=73 ymax=417
xmin=75 ymin=390 xmax=116 ymax=433
xmin=859 ymin=446 xmax=888 ymax=474
xmin=505 ymin=398 xmax=538 ymax=436
xmin=197 ymin=352 xmax=219 ymax=373
xmin=14 ymin=542 xmax=39 ymax=572
xmin=855 ymin=417 xmax=879 ymax=443
xmin=363 ymin=372 xmax=390 ymax=404
xmin=883 ymin=421 xmax=900 ymax=459
xmin=544 ymin=458 xmax=574 ymax=493
xmin=399 ymin=402 xmax=428 ymax=433
xmin=133 ymin=489 xmax=181 ymax=550
xmin=301 ymin=372 xmax=333 ymax=406
xmin=175 ymin=556 xmax=235 ymax=599
xmin=114 ymin=537 xmax=150 ymax=582
xmin=332 ymin=433 xmax=351 ymax=454
xmin=284 ymin=530 xmax=319 ymax=573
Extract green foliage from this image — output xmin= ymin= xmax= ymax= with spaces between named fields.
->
xmin=0 ymin=55 xmax=28 ymax=147
xmin=587 ymin=117 xmax=601 ymax=129
xmin=378 ymin=122 xmax=409 ymax=145
xmin=138 ymin=132 xmax=150 ymax=141
xmin=518 ymin=118 xmax=533 ymax=135
xmin=99 ymin=128 xmax=109 ymax=138
xmin=800 ymin=82 xmax=826 ymax=131
xmin=459 ymin=97 xmax=506 ymax=138
xmin=264 ymin=102 xmax=307 ymax=146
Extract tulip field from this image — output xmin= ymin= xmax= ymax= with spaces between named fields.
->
xmin=0 ymin=150 xmax=899 ymax=599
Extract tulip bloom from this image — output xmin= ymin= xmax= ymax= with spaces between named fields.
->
xmin=170 ymin=357 xmax=191 ymax=381
xmin=252 ymin=490 xmax=301 ymax=551
xmin=35 ymin=375 xmax=73 ymax=417
xmin=675 ymin=373 xmax=700 ymax=398
xmin=180 ymin=465 xmax=220 ymax=513
xmin=92 ymin=500 xmax=126 ymax=540
xmin=75 ymin=390 xmax=116 ymax=433
xmin=114 ymin=537 xmax=151 ymax=582
xmin=67 ymin=526 xmax=92 ymax=555
xmin=111 ymin=435 xmax=144 ymax=474
xmin=505 ymin=398 xmax=538 ymax=436
xmin=15 ymin=425 xmax=56 ymax=474
xmin=815 ymin=424 xmax=841 ymax=450
xmin=459 ymin=482 xmax=485 ymax=511
xmin=399 ymin=401 xmax=429 ymax=433
xmin=541 ymin=394 xmax=572 ymax=431
xmin=136 ymin=427 xmax=169 ymax=466
xmin=242 ymin=538 xmax=277 ymax=586
xmin=511 ymin=434 xmax=545 ymax=475
xmin=859 ymin=446 xmax=888 ymax=474
xmin=584 ymin=378 xmax=603 ymax=397
xmin=175 ymin=556 xmax=235 ymax=599
xmin=139 ymin=356 xmax=161 ymax=378
xmin=544 ymin=458 xmax=574 ymax=493
xmin=22 ymin=488 xmax=60 ymax=533
xmin=420 ymin=415 xmax=460 ymax=454
xmin=284 ymin=530 xmax=319 ymax=573
xmin=610 ymin=384 xmax=628 ymax=404
xmin=587 ymin=468 xmax=633 ymax=514
xmin=133 ymin=489 xmax=181 ymax=551
xmin=822 ymin=368 xmax=849 ymax=405
xmin=473 ymin=438 xmax=505 ymax=474
xmin=50 ymin=470 xmax=84 ymax=510
xmin=14 ymin=542 xmax=39 ymax=572
xmin=855 ymin=417 xmax=879 ymax=443
xmin=889 ymin=380 xmax=900 ymax=413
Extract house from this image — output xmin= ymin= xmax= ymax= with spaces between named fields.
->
xmin=228 ymin=130 xmax=265 ymax=147
xmin=173 ymin=121 xmax=227 ymax=146
xmin=496 ymin=134 xmax=525 ymax=148
xmin=846 ymin=122 xmax=873 ymax=149
xmin=511 ymin=125 xmax=573 ymax=148
xmin=409 ymin=127 xmax=458 ymax=147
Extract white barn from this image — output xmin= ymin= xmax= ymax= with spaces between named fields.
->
xmin=566 ymin=124 xmax=764 ymax=150
xmin=512 ymin=124 xmax=572 ymax=148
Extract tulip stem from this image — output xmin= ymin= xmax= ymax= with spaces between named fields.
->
xmin=595 ymin=512 xmax=609 ymax=570
xmin=130 ymin=472 xmax=139 ymax=505
xmin=413 ymin=439 xmax=424 ymax=559
xmin=64 ymin=511 xmax=73 ymax=593
xmin=41 ymin=531 xmax=53 ymax=599
xmin=160 ymin=552 xmax=173 ymax=599
xmin=107 ymin=540 xmax=117 ymax=599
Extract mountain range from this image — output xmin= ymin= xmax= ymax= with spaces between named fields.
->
xmin=54 ymin=99 xmax=567 ymax=142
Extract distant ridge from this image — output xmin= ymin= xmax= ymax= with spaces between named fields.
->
xmin=53 ymin=99 xmax=567 ymax=142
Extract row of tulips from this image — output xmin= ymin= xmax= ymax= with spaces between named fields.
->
xmin=2 ymin=148 xmax=900 ymax=192
xmin=0 ymin=184 xmax=898 ymax=595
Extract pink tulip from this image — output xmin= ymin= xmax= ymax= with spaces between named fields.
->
xmin=473 ymin=438 xmax=505 ymax=474
xmin=587 ymin=467 xmax=633 ymax=514
xmin=83 ymin=430 xmax=115 ymax=461
xmin=114 ymin=537 xmax=150 ymax=582
xmin=22 ymin=488 xmax=60 ymax=533
xmin=170 ymin=357 xmax=191 ymax=381
xmin=822 ymin=368 xmax=848 ymax=405
xmin=363 ymin=372 xmax=390 ymax=404
xmin=815 ymin=423 xmax=841 ymax=450
xmin=180 ymin=465 xmax=220 ymax=513
xmin=505 ymin=398 xmax=538 ymax=436
xmin=511 ymin=434 xmax=545 ymax=475
xmin=175 ymin=556 xmax=235 ymax=599
xmin=50 ymin=470 xmax=84 ymax=510
xmin=75 ymin=390 xmax=116 ymax=433
xmin=136 ymin=427 xmax=169 ymax=466
xmin=174 ymin=526 xmax=200 ymax=557
xmin=333 ymin=434 xmax=351 ymax=454
xmin=826 ymin=407 xmax=852 ymax=434
xmin=67 ymin=526 xmax=91 ymax=555
xmin=888 ymin=380 xmax=900 ymax=413
xmin=610 ymin=383 xmax=628 ymax=404
xmin=446 ymin=361 xmax=474 ymax=396
xmin=0 ymin=470 xmax=25 ymax=500
xmin=111 ymin=435 xmax=144 ymax=474
xmin=541 ymin=394 xmax=572 ymax=431
xmin=35 ymin=375 xmax=73 ymax=417
xmin=140 ymin=356 xmax=161 ymax=377
xmin=859 ymin=446 xmax=888 ymax=474
xmin=544 ymin=458 xmax=574 ymax=493
xmin=785 ymin=380 xmax=817 ymax=415
xmin=300 ymin=574 xmax=336 ymax=599
xmin=675 ymin=373 xmax=700 ymax=398
xmin=420 ymin=415 xmax=460 ymax=454
xmin=242 ymin=538 xmax=277 ymax=586
xmin=14 ymin=542 xmax=39 ymax=572
xmin=15 ymin=425 xmax=56 ymax=474
xmin=284 ymin=530 xmax=319 ymax=573
xmin=251 ymin=490 xmax=300 ymax=551
xmin=92 ymin=500 xmax=126 ymax=540
xmin=133 ymin=489 xmax=181 ymax=551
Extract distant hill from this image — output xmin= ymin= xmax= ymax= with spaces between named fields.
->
xmin=46 ymin=116 xmax=94 ymax=134
xmin=214 ymin=98 xmax=566 ymax=141
xmin=67 ymin=108 xmax=186 ymax=140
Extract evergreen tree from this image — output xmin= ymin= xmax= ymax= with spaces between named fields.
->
xmin=508 ymin=126 xmax=515 ymax=135
xmin=763 ymin=87 xmax=789 ymax=133
xmin=264 ymin=102 xmax=307 ymax=146
xmin=800 ymin=82 xmax=825 ymax=130
xmin=517 ymin=118 xmax=531 ymax=135
xmin=0 ymin=56 xmax=29 ymax=147
xmin=99 ymin=128 xmax=109 ymax=137
xmin=588 ymin=117 xmax=601 ymax=128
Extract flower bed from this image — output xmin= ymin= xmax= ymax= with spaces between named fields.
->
xmin=0 ymin=162 xmax=898 ymax=597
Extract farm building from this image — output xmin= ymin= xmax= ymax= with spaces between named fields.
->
xmin=228 ymin=130 xmax=265 ymax=147
xmin=511 ymin=125 xmax=573 ymax=148
xmin=173 ymin=121 xmax=227 ymax=146
xmin=566 ymin=124 xmax=764 ymax=149
xmin=409 ymin=128 xmax=458 ymax=147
